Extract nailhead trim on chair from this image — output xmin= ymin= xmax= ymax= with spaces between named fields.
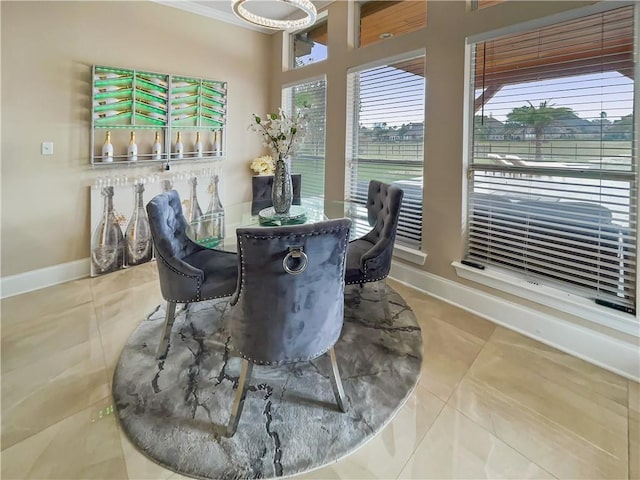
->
xmin=157 ymin=251 xmax=234 ymax=303
xmin=231 ymin=240 xmax=246 ymax=306
xmin=240 ymin=226 xmax=349 ymax=241
xmin=236 ymin=343 xmax=336 ymax=366
xmin=156 ymin=253 xmax=203 ymax=301
xmin=345 ymin=274 xmax=387 ymax=285
xmin=345 ymin=254 xmax=388 ymax=285
xmin=157 ymin=253 xmax=202 ymax=280
xmin=232 ymin=225 xmax=351 ymax=364
xmin=234 ymin=226 xmax=351 ymax=305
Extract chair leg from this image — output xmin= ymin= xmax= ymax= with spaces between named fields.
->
xmin=328 ymin=347 xmax=348 ymax=413
xmin=226 ymin=359 xmax=253 ymax=437
xmin=156 ymin=301 xmax=178 ymax=360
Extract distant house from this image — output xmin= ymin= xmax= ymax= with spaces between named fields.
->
xmin=474 ymin=116 xmax=505 ymax=140
xmin=402 ymin=122 xmax=424 ymax=141
xmin=548 ymin=118 xmax=597 ymax=139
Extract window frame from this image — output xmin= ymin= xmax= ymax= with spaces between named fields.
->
xmin=459 ymin=1 xmax=640 ymax=333
xmin=345 ymin=50 xmax=427 ymax=251
xmin=281 ymin=75 xmax=328 ymax=199
xmin=286 ymin=10 xmax=329 ymax=71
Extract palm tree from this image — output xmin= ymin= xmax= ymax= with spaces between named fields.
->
xmin=506 ymin=101 xmax=575 ymax=160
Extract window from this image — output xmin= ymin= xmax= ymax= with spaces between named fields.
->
xmin=291 ymin=18 xmax=327 ymax=68
xmin=282 ymin=79 xmax=327 ymax=198
xmin=465 ymin=6 xmax=637 ymax=313
xmin=346 ymin=55 xmax=425 ymax=249
xmin=358 ymin=1 xmax=426 ymax=48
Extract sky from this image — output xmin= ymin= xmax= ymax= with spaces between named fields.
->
xmin=480 ymin=71 xmax=634 ymax=123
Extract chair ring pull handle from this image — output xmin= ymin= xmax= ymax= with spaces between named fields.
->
xmin=283 ymin=247 xmax=308 ymax=275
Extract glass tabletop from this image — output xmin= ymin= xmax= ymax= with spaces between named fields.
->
xmin=186 ymin=197 xmax=355 ymax=252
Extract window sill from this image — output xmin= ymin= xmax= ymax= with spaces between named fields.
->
xmin=452 ymin=261 xmax=639 ymax=337
xmin=394 ymin=244 xmax=427 ymax=266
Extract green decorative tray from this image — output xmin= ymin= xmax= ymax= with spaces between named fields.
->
xmin=258 ymin=205 xmax=307 ymax=226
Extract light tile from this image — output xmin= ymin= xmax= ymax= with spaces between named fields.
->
xmin=1 ymin=302 xmax=99 ymax=374
xmin=1 ymin=336 xmax=109 ymax=449
xmin=167 ymin=474 xmax=195 ymax=480
xmin=630 ymin=381 xmax=640 ymax=480
xmin=90 ymin=261 xmax=159 ymax=301
xmin=417 ymin=315 xmax=485 ymax=402
xmin=449 ymin=335 xmax=628 ymax=479
xmin=398 ymin=405 xmax=552 ymax=479
xmin=0 ymin=398 xmax=127 ymax=479
xmin=630 ymin=380 xmax=640 ymax=414
xmin=93 ymin=280 xmax=163 ymax=378
xmin=490 ymin=326 xmax=628 ymax=406
xmin=1 ymin=278 xmax=93 ymax=327
xmin=297 ymin=379 xmax=445 ymax=479
xmin=292 ymin=464 xmax=342 ymax=479
xmin=120 ymin=429 xmax=174 ymax=480
xmin=388 ymin=281 xmax=492 ymax=402
xmin=389 ymin=280 xmax=496 ymax=342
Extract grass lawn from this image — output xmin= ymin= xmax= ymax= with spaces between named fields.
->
xmin=291 ymin=140 xmax=633 ymax=191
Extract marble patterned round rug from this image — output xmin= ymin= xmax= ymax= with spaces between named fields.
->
xmin=112 ymin=283 xmax=423 ymax=480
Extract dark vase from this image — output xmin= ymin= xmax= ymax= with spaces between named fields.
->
xmin=272 ymin=156 xmax=293 ymax=214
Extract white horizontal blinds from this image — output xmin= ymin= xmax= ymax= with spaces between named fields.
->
xmin=467 ymin=5 xmax=637 ymax=312
xmin=345 ymin=56 xmax=425 ymax=249
xmin=283 ymin=79 xmax=326 ymax=198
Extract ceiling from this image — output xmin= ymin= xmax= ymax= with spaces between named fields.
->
xmin=152 ymin=0 xmax=332 ymax=34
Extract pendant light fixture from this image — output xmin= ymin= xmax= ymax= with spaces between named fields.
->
xmin=231 ymin=0 xmax=317 ymax=30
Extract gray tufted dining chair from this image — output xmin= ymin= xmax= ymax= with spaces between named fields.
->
xmin=225 ymin=218 xmax=352 ymax=436
xmin=345 ymin=180 xmax=404 ymax=319
xmin=146 ymin=190 xmax=238 ymax=359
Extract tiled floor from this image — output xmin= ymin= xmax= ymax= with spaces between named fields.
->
xmin=1 ymin=262 xmax=638 ymax=479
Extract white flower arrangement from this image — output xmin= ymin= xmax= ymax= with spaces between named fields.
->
xmin=250 ymin=155 xmax=275 ymax=175
xmin=250 ymin=107 xmax=308 ymax=161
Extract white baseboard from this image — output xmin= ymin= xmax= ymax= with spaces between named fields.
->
xmin=389 ymin=262 xmax=640 ymax=382
xmin=1 ymin=258 xmax=91 ymax=299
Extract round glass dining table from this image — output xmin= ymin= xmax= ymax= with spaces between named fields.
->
xmin=186 ymin=197 xmax=363 ymax=252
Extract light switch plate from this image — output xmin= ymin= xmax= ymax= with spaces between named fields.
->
xmin=41 ymin=142 xmax=54 ymax=155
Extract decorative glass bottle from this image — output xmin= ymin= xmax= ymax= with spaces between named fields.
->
xmin=127 ymin=131 xmax=138 ymax=161
xmin=272 ymin=155 xmax=293 ymax=215
xmin=91 ymin=186 xmax=124 ymax=275
xmin=206 ymin=172 xmax=225 ymax=243
xmin=187 ymin=176 xmax=206 ymax=242
xmin=152 ymin=131 xmax=162 ymax=160
xmin=102 ymin=131 xmax=114 ymax=163
xmin=194 ymin=131 xmax=203 ymax=158
xmin=188 ymin=176 xmax=203 ymax=221
xmin=125 ymin=183 xmax=153 ymax=266
xmin=213 ymin=130 xmax=222 ymax=156
xmin=174 ymin=131 xmax=184 ymax=159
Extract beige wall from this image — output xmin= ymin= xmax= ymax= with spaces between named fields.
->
xmin=1 ymin=1 xmax=272 ymax=276
xmin=269 ymin=1 xmax=639 ymax=340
